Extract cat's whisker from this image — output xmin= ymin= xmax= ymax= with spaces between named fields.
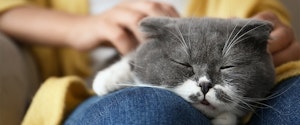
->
xmin=161 ymin=27 xmax=190 ymax=56
xmin=175 ymin=24 xmax=190 ymax=56
xmin=249 ymin=101 xmax=283 ymax=114
xmin=228 ymin=35 xmax=252 ymax=49
xmin=242 ymin=80 xmax=296 ymax=102
xmin=235 ymin=99 xmax=255 ymax=111
xmin=187 ymin=21 xmax=192 ymax=55
xmin=226 ymin=23 xmax=268 ymax=53
xmin=118 ymin=83 xmax=168 ymax=89
xmin=228 ymin=92 xmax=284 ymax=115
xmin=220 ymin=85 xmax=259 ymax=112
xmin=261 ymin=79 xmax=298 ymax=101
xmin=228 ymin=93 xmax=257 ymax=112
xmin=225 ymin=20 xmax=252 ymax=50
xmin=223 ymin=22 xmax=238 ymax=56
xmin=224 ymin=19 xmax=254 ymax=56
xmin=229 ymin=99 xmax=254 ymax=113
xmin=144 ymin=21 xmax=191 ymax=56
xmin=128 ymin=62 xmax=145 ymax=69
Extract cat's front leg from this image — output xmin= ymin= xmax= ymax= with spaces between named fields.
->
xmin=93 ymin=56 xmax=133 ymax=96
xmin=211 ymin=112 xmax=237 ymax=125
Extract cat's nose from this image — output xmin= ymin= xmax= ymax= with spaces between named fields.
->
xmin=199 ymin=82 xmax=212 ymax=95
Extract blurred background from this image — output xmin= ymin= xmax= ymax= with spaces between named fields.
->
xmin=279 ymin=0 xmax=300 ymax=39
xmin=91 ymin=0 xmax=299 ymax=38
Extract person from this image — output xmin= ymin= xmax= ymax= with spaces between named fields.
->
xmin=0 ymin=0 xmax=299 ymax=125
xmin=0 ymin=1 xmax=178 ymax=124
xmin=64 ymin=5 xmax=300 ymax=125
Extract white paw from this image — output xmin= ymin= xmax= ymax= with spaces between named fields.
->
xmin=172 ymin=80 xmax=203 ymax=103
xmin=92 ymin=56 xmax=133 ymax=96
xmin=92 ymin=71 xmax=124 ymax=96
xmin=212 ymin=112 xmax=237 ymax=125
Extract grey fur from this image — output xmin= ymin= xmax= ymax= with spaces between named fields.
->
xmin=93 ymin=17 xmax=275 ymax=124
xmin=132 ymin=17 xmax=275 ymax=115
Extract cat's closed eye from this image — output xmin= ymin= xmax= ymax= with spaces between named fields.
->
xmin=220 ymin=65 xmax=235 ymax=70
xmin=170 ymin=58 xmax=192 ymax=68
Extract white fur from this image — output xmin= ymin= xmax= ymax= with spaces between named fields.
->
xmin=198 ymin=76 xmax=210 ymax=83
xmin=205 ymin=85 xmax=240 ymax=125
xmin=212 ymin=112 xmax=237 ymax=125
xmin=93 ymin=60 xmax=241 ymax=125
xmin=172 ymin=79 xmax=203 ymax=102
xmin=92 ymin=56 xmax=133 ymax=96
xmin=164 ymin=78 xmax=239 ymax=125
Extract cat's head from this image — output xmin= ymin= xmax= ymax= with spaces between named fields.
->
xmin=132 ymin=17 xmax=275 ymax=117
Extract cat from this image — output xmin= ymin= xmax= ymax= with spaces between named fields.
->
xmin=92 ymin=17 xmax=275 ymax=125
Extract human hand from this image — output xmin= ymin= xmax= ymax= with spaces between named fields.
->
xmin=67 ymin=0 xmax=179 ymax=54
xmin=252 ymin=11 xmax=300 ymax=67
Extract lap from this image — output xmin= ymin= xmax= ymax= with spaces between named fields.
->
xmin=65 ymin=87 xmax=211 ymax=125
xmin=249 ymin=76 xmax=300 ymax=125
xmin=65 ymin=76 xmax=300 ymax=125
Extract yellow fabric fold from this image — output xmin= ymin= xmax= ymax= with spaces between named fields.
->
xmin=49 ymin=0 xmax=88 ymax=15
xmin=0 ymin=0 xmax=30 ymax=13
xmin=22 ymin=76 xmax=94 ymax=125
xmin=28 ymin=47 xmax=92 ymax=80
xmin=275 ymin=60 xmax=300 ymax=83
xmin=185 ymin=0 xmax=290 ymax=25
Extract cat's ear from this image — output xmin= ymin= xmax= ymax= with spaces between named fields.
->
xmin=139 ymin=17 xmax=174 ymax=36
xmin=236 ymin=19 xmax=273 ymax=47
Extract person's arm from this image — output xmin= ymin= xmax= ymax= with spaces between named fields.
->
xmin=0 ymin=5 xmax=82 ymax=47
xmin=0 ymin=1 xmax=179 ymax=54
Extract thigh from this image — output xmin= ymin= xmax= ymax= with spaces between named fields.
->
xmin=0 ymin=33 xmax=39 ymax=125
xmin=65 ymin=87 xmax=211 ymax=125
xmin=249 ymin=76 xmax=300 ymax=125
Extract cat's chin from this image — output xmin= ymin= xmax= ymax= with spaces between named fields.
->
xmin=193 ymin=102 xmax=220 ymax=117
xmin=201 ymin=100 xmax=217 ymax=109
xmin=193 ymin=99 xmax=216 ymax=109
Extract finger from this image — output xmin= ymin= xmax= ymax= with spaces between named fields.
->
xmin=272 ymin=41 xmax=300 ymax=66
xmin=252 ymin=11 xmax=280 ymax=28
xmin=268 ymin=26 xmax=293 ymax=53
xmin=120 ymin=1 xmax=179 ymax=17
xmin=105 ymin=24 xmax=138 ymax=55
xmin=110 ymin=7 xmax=146 ymax=43
xmin=160 ymin=2 xmax=180 ymax=17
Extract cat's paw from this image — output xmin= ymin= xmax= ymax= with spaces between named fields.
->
xmin=93 ymin=71 xmax=125 ymax=96
xmin=93 ymin=57 xmax=133 ymax=96
xmin=211 ymin=112 xmax=237 ymax=125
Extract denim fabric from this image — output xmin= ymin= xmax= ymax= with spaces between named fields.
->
xmin=64 ymin=87 xmax=211 ymax=125
xmin=249 ymin=76 xmax=300 ymax=125
xmin=65 ymin=76 xmax=300 ymax=125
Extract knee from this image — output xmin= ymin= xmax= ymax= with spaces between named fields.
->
xmin=76 ymin=87 xmax=210 ymax=125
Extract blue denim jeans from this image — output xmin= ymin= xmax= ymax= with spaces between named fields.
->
xmin=248 ymin=76 xmax=300 ymax=125
xmin=65 ymin=76 xmax=300 ymax=125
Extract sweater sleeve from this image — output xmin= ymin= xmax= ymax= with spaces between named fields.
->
xmin=0 ymin=0 xmax=30 ymax=13
xmin=185 ymin=0 xmax=290 ymax=25
xmin=248 ymin=0 xmax=290 ymax=26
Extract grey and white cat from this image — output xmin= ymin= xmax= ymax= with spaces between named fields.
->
xmin=92 ymin=17 xmax=275 ymax=125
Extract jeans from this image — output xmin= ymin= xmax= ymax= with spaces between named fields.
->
xmin=248 ymin=76 xmax=300 ymax=125
xmin=65 ymin=76 xmax=300 ymax=125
